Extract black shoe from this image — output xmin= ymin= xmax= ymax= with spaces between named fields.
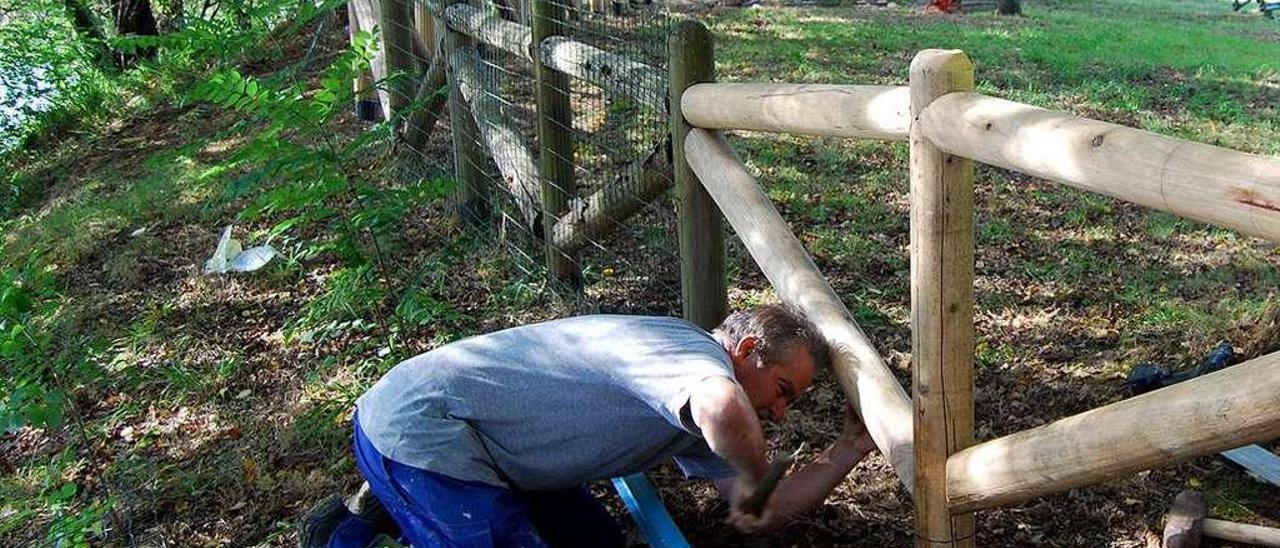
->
xmin=300 ymin=495 xmax=352 ymax=548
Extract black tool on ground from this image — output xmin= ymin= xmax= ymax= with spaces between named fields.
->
xmin=1123 ymin=342 xmax=1236 ymax=396
xmin=1122 ymin=343 xmax=1280 ymax=489
xmin=1232 ymin=0 xmax=1280 ymax=18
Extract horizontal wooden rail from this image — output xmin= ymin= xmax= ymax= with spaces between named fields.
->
xmin=682 ymin=83 xmax=910 ymax=140
xmin=684 ymin=128 xmax=915 ymax=492
xmin=551 ymin=140 xmax=673 ymax=252
xmin=540 ymin=36 xmax=667 ymax=115
xmin=946 ymin=350 xmax=1280 ymax=513
xmin=918 ymin=92 xmax=1280 ymax=242
xmin=443 ymin=3 xmax=532 ymax=61
xmin=1203 ymin=519 xmax=1280 ymax=547
xmin=439 ymin=3 xmax=668 ymax=115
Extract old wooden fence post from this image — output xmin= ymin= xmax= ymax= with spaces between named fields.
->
xmin=379 ymin=0 xmax=415 ymax=115
xmin=443 ymin=0 xmax=489 ymax=224
xmin=347 ymin=5 xmax=381 ymax=121
xmin=670 ymin=21 xmax=727 ymax=329
xmin=415 ymin=1 xmax=437 ymax=64
xmin=910 ymin=49 xmax=976 ymax=548
xmin=533 ymin=0 xmax=581 ymax=287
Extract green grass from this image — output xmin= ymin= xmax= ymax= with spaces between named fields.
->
xmin=712 ymin=0 xmax=1279 ymax=303
xmin=713 ymin=0 xmax=1279 ymax=151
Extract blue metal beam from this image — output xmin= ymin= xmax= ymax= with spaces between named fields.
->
xmin=611 ymin=474 xmax=692 ymax=548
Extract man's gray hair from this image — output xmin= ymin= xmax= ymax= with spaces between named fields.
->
xmin=714 ymin=303 xmax=831 ymax=370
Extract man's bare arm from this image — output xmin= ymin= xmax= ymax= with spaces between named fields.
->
xmin=727 ymin=405 xmax=878 ymax=533
xmin=688 ymin=377 xmax=770 ymax=486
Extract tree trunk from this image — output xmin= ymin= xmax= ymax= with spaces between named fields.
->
xmin=113 ymin=0 xmax=160 ymax=66
xmin=167 ymin=0 xmax=186 ymax=30
xmin=230 ymin=0 xmax=252 ymax=30
xmin=997 ymin=0 xmax=1021 ymax=15
xmin=61 ymin=0 xmax=116 ymax=70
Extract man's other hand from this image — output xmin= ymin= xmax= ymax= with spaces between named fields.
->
xmin=727 ymin=486 xmax=780 ymax=534
xmin=838 ymin=403 xmax=877 ymax=455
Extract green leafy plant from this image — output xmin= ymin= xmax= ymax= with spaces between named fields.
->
xmin=0 ymin=259 xmax=64 ymax=432
xmin=190 ymin=27 xmax=455 ymax=348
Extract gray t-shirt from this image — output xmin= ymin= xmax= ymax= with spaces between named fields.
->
xmin=355 ymin=315 xmax=738 ymax=491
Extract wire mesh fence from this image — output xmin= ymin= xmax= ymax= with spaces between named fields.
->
xmin=360 ymin=0 xmax=688 ymax=317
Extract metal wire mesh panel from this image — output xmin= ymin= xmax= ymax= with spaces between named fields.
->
xmin=552 ymin=0 xmax=679 ymax=313
xmin=453 ymin=1 xmax=547 ymax=272
xmin=370 ymin=0 xmax=681 ymax=315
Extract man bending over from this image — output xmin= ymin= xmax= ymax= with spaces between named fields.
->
xmin=302 ymin=304 xmax=877 ymax=547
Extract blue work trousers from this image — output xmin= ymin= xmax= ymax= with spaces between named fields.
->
xmin=332 ymin=414 xmax=625 ymax=548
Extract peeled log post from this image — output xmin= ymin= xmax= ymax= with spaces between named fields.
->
xmin=350 ymin=0 xmax=392 ymax=119
xmin=347 ymin=4 xmax=381 ymax=121
xmin=946 ymin=350 xmax=1280 ymax=513
xmin=684 ymin=128 xmax=915 ymax=492
xmin=670 ymin=21 xmax=727 ymax=330
xmin=910 ymin=49 xmax=976 ymax=548
xmin=551 ymin=139 xmax=672 ymax=252
xmin=415 ymin=1 xmax=437 ymax=63
xmin=917 ymin=93 xmax=1280 ymax=244
xmin=401 ymin=39 xmax=448 ymax=151
xmin=443 ymin=3 xmax=532 ymax=61
xmin=540 ymin=36 xmax=668 ymax=115
xmin=533 ymin=0 xmax=580 ymax=286
xmin=378 ymin=0 xmax=416 ymax=115
xmin=442 ymin=3 xmax=489 ymax=225
xmin=449 ymin=47 xmax=543 ymax=231
xmin=682 ymin=83 xmax=909 ymax=140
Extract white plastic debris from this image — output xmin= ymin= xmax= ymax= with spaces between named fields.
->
xmin=204 ymin=226 xmax=277 ymax=274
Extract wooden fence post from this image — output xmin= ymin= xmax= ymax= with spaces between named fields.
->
xmin=379 ymin=0 xmax=415 ymax=115
xmin=443 ymin=0 xmax=489 ymax=224
xmin=415 ymin=0 xmax=437 ymax=63
xmin=533 ymin=0 xmax=582 ymax=288
xmin=909 ymin=49 xmax=976 ymax=548
xmin=670 ymin=21 xmax=727 ymax=330
xmin=348 ymin=5 xmax=381 ymax=121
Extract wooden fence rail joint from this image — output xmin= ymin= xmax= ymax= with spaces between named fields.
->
xmin=368 ymin=7 xmax=1280 ymax=537
xmin=682 ymin=127 xmax=916 ymax=491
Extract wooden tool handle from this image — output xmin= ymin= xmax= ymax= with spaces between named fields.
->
xmin=737 ymin=452 xmax=795 ymax=517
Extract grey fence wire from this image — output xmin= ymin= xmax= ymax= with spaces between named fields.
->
xmin=558 ymin=0 xmax=680 ymax=313
xmin=373 ymin=0 xmax=685 ymax=317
